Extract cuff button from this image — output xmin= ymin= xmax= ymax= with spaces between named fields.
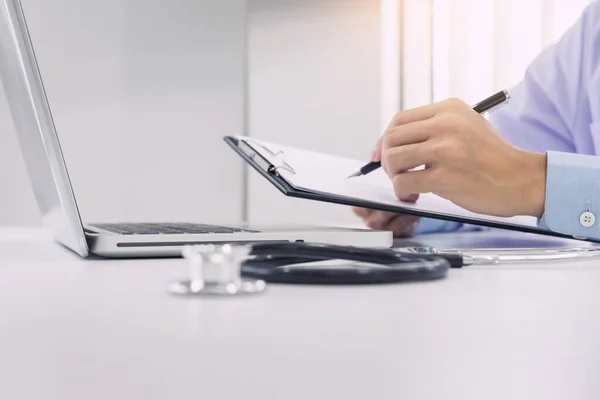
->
xmin=580 ymin=212 xmax=596 ymax=227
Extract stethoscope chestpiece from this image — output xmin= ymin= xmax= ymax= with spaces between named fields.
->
xmin=167 ymin=244 xmax=267 ymax=297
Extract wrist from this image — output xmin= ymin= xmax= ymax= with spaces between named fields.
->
xmin=515 ymin=150 xmax=547 ymax=217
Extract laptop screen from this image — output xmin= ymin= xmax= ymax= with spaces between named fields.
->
xmin=0 ymin=0 xmax=89 ymax=256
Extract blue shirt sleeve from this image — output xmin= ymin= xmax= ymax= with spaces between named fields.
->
xmin=415 ymin=218 xmax=463 ymax=234
xmin=416 ymin=218 xmax=485 ymax=234
xmin=417 ymin=2 xmax=600 ymax=238
xmin=486 ymin=3 xmax=598 ymax=154
xmin=487 ymin=3 xmax=600 ymax=240
xmin=538 ymin=151 xmax=600 ymax=239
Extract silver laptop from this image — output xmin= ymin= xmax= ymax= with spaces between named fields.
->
xmin=0 ymin=0 xmax=392 ymax=258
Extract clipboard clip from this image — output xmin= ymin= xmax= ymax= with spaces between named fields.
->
xmin=242 ymin=139 xmax=296 ymax=175
xmin=266 ymin=151 xmax=296 ymax=175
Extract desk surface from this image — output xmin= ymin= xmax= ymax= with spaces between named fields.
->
xmin=1 ymin=227 xmax=599 ymax=400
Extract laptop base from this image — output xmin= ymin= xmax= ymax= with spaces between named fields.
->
xmin=85 ymin=223 xmax=393 ymax=258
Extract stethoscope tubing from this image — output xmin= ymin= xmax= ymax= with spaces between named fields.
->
xmin=241 ymin=243 xmax=451 ymax=284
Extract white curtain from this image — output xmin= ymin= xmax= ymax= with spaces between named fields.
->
xmin=382 ymin=0 xmax=595 ymax=128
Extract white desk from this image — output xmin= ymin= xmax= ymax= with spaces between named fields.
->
xmin=1 ymin=227 xmax=599 ymax=400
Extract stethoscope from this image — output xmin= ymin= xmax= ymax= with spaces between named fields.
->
xmin=167 ymin=242 xmax=460 ymax=296
xmin=241 ymin=242 xmax=454 ymax=284
xmin=167 ymin=242 xmax=600 ymax=297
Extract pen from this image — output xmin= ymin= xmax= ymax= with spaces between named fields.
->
xmin=347 ymin=89 xmax=511 ymax=178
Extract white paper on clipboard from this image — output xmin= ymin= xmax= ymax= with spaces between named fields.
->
xmin=235 ymin=135 xmax=539 ymax=229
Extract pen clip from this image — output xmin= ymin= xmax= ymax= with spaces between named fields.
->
xmin=480 ymin=103 xmax=504 ymax=118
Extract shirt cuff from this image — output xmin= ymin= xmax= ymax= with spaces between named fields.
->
xmin=540 ymin=150 xmax=600 ymax=239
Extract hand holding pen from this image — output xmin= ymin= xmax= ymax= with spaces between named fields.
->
xmin=348 ymin=90 xmax=510 ymax=178
xmin=350 ymin=90 xmax=548 ymax=219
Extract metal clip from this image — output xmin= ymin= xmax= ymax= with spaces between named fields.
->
xmin=267 ymin=150 xmax=296 ymax=174
xmin=168 ymin=244 xmax=267 ymax=296
xmin=246 ymin=140 xmax=296 ymax=174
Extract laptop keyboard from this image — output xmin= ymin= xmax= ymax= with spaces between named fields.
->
xmin=90 ymin=222 xmax=259 ymax=235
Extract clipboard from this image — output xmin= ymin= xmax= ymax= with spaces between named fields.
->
xmin=224 ymin=135 xmax=594 ymax=243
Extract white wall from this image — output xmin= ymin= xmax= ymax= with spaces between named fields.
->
xmin=247 ymin=0 xmax=382 ymax=226
xmin=0 ymin=0 xmax=246 ymax=226
xmin=4 ymin=0 xmax=590 ymax=228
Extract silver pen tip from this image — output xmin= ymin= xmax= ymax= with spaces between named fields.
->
xmin=347 ymin=171 xmax=361 ymax=179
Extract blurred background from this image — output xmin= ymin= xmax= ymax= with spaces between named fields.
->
xmin=0 ymin=0 xmax=593 ymax=227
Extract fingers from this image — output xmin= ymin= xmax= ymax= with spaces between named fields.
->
xmin=379 ymin=118 xmax=448 ymax=174
xmin=392 ymin=169 xmax=438 ymax=200
xmin=383 ymin=120 xmax=434 ymax=149
xmin=364 ymin=210 xmax=399 ymax=230
xmin=371 ymin=137 xmax=382 ymax=162
xmin=403 ymin=193 xmax=420 ymax=202
xmin=384 ymin=97 xmax=470 ymax=136
xmin=376 ymin=100 xmax=455 ymax=163
xmin=386 ymin=104 xmax=438 ymax=133
xmin=352 ymin=207 xmax=372 ymax=218
xmin=388 ymin=214 xmax=421 ymax=238
xmin=383 ymin=143 xmax=435 ymax=176
xmin=364 ymin=211 xmax=421 ymax=237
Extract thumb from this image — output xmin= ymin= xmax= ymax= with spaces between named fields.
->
xmin=371 ymin=137 xmax=383 ymax=162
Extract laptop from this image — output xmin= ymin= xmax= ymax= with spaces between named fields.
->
xmin=0 ymin=0 xmax=392 ymax=258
